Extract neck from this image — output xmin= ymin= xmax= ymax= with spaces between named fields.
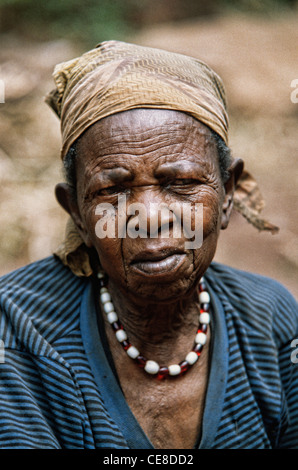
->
xmin=106 ymin=279 xmax=201 ymax=365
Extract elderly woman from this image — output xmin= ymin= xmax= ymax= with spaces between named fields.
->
xmin=0 ymin=41 xmax=297 ymax=450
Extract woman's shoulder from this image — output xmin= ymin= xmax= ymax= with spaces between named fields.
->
xmin=207 ymin=261 xmax=296 ymax=304
xmin=0 ymin=255 xmax=86 ymax=304
xmin=0 ymin=255 xmax=88 ymax=349
xmin=206 ymin=261 xmax=298 ymax=341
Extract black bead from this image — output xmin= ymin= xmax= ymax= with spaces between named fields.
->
xmin=201 ymin=303 xmax=209 ymax=312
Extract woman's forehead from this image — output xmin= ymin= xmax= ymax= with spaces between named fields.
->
xmin=77 ymin=108 xmax=214 ymax=158
xmin=75 ymin=109 xmax=219 ymax=185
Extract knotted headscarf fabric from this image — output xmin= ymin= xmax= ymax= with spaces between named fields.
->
xmin=46 ymin=40 xmax=278 ymax=277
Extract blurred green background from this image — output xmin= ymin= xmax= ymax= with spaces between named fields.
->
xmin=0 ymin=0 xmax=297 ymax=47
xmin=0 ymin=0 xmax=297 ymax=298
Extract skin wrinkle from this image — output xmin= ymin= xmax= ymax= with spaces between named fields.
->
xmin=80 ymin=114 xmax=214 ymax=172
xmin=56 ymin=109 xmax=242 ymax=449
xmin=78 ymin=111 xmax=222 ymax=286
xmin=75 ymin=110 xmax=223 ymax=340
xmin=84 ymin=159 xmax=220 ymax=204
xmin=113 ymin=295 xmax=198 ymax=348
xmin=82 ymin=147 xmax=186 ymax=188
xmin=79 ymin=123 xmax=220 ymax=200
xmin=87 ymin=128 xmax=181 ymax=157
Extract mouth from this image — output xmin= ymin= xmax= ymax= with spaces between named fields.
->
xmin=130 ymin=249 xmax=186 ymax=276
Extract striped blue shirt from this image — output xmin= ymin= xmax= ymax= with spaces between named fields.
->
xmin=0 ymin=255 xmax=297 ymax=448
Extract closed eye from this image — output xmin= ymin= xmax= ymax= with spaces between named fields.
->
xmin=165 ymin=178 xmax=201 ymax=190
xmin=171 ymin=179 xmax=198 ymax=185
xmin=95 ymin=185 xmax=129 ymax=196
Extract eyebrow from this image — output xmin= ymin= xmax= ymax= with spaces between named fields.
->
xmin=102 ymin=168 xmax=134 ymax=183
xmin=84 ymin=167 xmax=134 ymax=194
xmin=154 ymin=161 xmax=206 ymax=178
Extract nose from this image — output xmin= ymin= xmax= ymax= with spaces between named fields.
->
xmin=126 ymin=189 xmax=178 ymax=239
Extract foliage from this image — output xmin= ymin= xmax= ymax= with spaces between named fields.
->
xmin=0 ymin=0 xmax=297 ymax=47
xmin=0 ymin=0 xmax=132 ymax=46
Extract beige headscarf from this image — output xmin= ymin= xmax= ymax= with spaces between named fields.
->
xmin=46 ymin=40 xmax=278 ymax=277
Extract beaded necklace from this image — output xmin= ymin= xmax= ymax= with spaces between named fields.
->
xmin=97 ymin=273 xmax=210 ymax=379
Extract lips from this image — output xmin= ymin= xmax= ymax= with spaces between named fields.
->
xmin=130 ymin=248 xmax=186 ymax=276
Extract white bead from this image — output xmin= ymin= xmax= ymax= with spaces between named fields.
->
xmin=100 ymin=292 xmax=111 ymax=304
xmin=199 ymin=291 xmax=210 ymax=304
xmin=195 ymin=332 xmax=207 ymax=345
xmin=185 ymin=351 xmax=198 ymax=365
xmin=168 ymin=364 xmax=181 ymax=376
xmin=103 ymin=301 xmax=114 ymax=314
xmin=97 ymin=272 xmax=105 ymax=279
xmin=100 ymin=287 xmax=108 ymax=294
xmin=144 ymin=360 xmax=160 ymax=375
xmin=126 ymin=345 xmax=140 ymax=359
xmin=107 ymin=311 xmax=118 ymax=324
xmin=199 ymin=312 xmax=210 ymax=324
xmin=115 ymin=329 xmax=127 ymax=342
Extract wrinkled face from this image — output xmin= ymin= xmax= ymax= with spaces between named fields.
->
xmin=72 ymin=109 xmax=228 ymax=302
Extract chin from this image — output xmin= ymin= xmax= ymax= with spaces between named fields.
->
xmin=124 ymin=264 xmax=201 ymax=305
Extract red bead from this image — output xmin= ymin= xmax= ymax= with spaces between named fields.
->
xmin=136 ymin=355 xmax=146 ymax=368
xmin=122 ymin=340 xmax=131 ymax=351
xmin=201 ymin=303 xmax=209 ymax=312
xmin=157 ymin=367 xmax=169 ymax=380
xmin=199 ymin=282 xmax=207 ymax=293
xmin=193 ymin=343 xmax=203 ymax=355
xmin=179 ymin=361 xmax=189 ymax=374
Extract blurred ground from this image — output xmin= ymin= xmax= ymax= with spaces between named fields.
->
xmin=0 ymin=12 xmax=297 ymax=297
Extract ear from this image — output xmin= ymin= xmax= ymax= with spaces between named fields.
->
xmin=221 ymin=158 xmax=244 ymax=230
xmin=55 ymin=183 xmax=93 ymax=247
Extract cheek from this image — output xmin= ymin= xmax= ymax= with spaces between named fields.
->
xmin=186 ymin=187 xmax=222 ymax=239
xmin=81 ymin=202 xmax=126 ymax=279
xmin=189 ymin=189 xmax=223 ymax=270
xmin=96 ymin=238 xmax=124 ymax=278
xmin=203 ymin=198 xmax=222 ymax=237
